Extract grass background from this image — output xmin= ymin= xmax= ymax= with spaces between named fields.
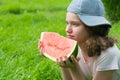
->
xmin=0 ymin=0 xmax=120 ymax=80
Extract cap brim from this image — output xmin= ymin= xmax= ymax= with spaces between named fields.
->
xmin=78 ymin=15 xmax=111 ymax=27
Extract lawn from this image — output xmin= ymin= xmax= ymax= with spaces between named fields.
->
xmin=0 ymin=0 xmax=120 ymax=80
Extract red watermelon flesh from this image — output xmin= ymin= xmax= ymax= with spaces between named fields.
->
xmin=39 ymin=32 xmax=78 ymax=61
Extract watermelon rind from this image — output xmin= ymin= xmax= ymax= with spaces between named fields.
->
xmin=68 ymin=43 xmax=78 ymax=57
xmin=40 ymin=32 xmax=78 ymax=62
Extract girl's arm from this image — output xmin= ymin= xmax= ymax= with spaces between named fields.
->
xmin=57 ymin=56 xmax=87 ymax=80
xmin=68 ymin=56 xmax=86 ymax=80
xmin=61 ymin=68 xmax=72 ymax=80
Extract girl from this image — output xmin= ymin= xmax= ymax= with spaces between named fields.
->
xmin=39 ymin=0 xmax=120 ymax=80
xmin=56 ymin=0 xmax=120 ymax=80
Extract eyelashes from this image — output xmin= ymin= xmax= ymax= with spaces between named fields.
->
xmin=66 ymin=21 xmax=80 ymax=26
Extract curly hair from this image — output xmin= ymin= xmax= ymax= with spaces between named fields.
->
xmin=84 ymin=25 xmax=117 ymax=57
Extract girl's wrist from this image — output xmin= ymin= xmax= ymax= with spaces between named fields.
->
xmin=69 ymin=63 xmax=80 ymax=71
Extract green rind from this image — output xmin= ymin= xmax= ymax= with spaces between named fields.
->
xmin=65 ymin=42 xmax=78 ymax=62
xmin=67 ymin=42 xmax=78 ymax=58
xmin=71 ymin=43 xmax=78 ymax=57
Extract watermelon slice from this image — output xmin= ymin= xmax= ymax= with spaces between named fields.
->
xmin=39 ymin=32 xmax=78 ymax=61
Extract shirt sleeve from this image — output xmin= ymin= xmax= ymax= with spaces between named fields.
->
xmin=96 ymin=49 xmax=119 ymax=71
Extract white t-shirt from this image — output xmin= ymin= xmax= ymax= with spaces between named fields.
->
xmin=77 ymin=44 xmax=120 ymax=80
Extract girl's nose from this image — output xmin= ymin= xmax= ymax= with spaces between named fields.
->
xmin=66 ymin=25 xmax=72 ymax=33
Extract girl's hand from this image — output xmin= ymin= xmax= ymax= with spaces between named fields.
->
xmin=38 ymin=40 xmax=43 ymax=55
xmin=57 ymin=55 xmax=80 ymax=68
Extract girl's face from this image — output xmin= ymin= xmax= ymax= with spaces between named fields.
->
xmin=66 ymin=12 xmax=90 ymax=44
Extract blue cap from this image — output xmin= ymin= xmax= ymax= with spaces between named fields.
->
xmin=67 ymin=0 xmax=111 ymax=27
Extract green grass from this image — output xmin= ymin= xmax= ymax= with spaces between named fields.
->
xmin=109 ymin=21 xmax=120 ymax=48
xmin=0 ymin=0 xmax=120 ymax=80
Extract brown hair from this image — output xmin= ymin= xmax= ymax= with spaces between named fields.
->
xmin=84 ymin=25 xmax=117 ymax=57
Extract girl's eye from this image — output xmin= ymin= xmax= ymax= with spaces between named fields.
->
xmin=72 ymin=23 xmax=79 ymax=26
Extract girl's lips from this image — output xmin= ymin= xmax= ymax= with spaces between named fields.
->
xmin=67 ymin=35 xmax=74 ymax=39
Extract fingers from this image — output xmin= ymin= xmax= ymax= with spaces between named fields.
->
xmin=65 ymin=57 xmax=71 ymax=64
xmin=38 ymin=40 xmax=42 ymax=49
xmin=70 ymin=55 xmax=77 ymax=63
xmin=56 ymin=55 xmax=80 ymax=68
xmin=57 ymin=57 xmax=65 ymax=67
xmin=77 ymin=57 xmax=80 ymax=61
xmin=70 ymin=55 xmax=80 ymax=64
xmin=38 ymin=40 xmax=43 ymax=55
